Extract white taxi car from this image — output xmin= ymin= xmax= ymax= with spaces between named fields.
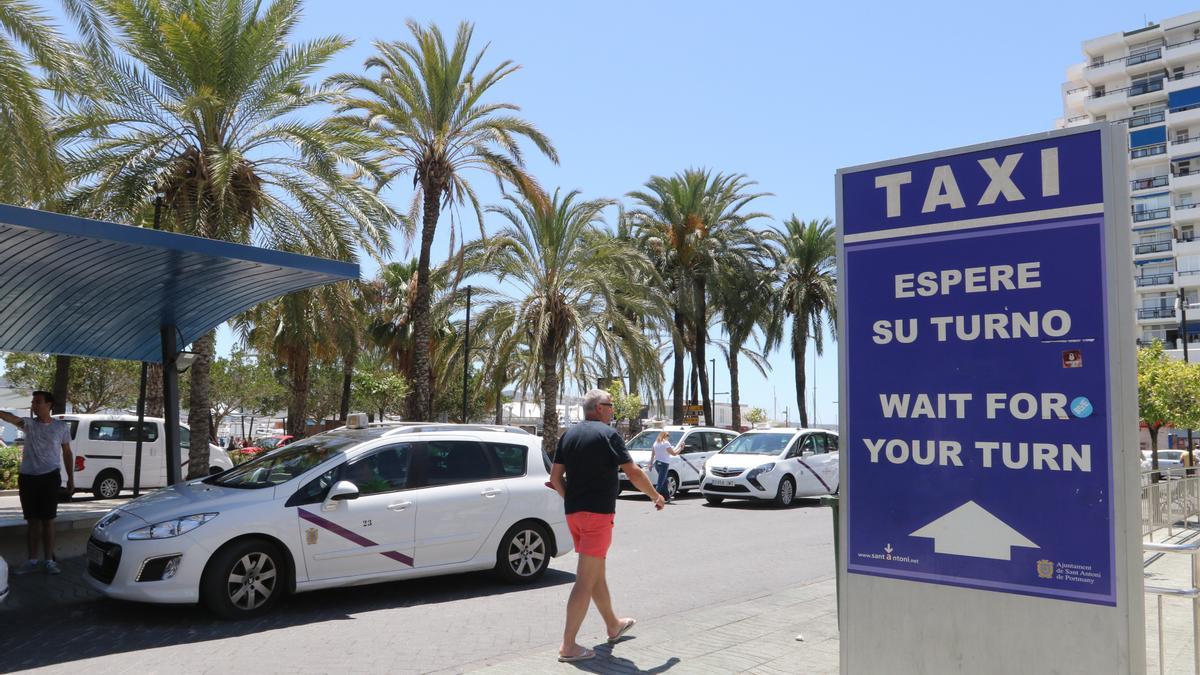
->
xmin=700 ymin=428 xmax=839 ymax=506
xmin=619 ymin=426 xmax=738 ymax=500
xmin=85 ymin=419 xmax=572 ymax=617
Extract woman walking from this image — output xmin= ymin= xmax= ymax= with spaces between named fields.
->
xmin=651 ymin=430 xmax=681 ymax=502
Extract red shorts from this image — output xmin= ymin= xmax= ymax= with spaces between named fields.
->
xmin=566 ymin=511 xmax=615 ymax=558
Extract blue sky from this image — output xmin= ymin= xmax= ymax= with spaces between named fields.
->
xmin=21 ymin=0 xmax=1200 ymax=423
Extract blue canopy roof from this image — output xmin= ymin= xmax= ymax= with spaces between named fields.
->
xmin=0 ymin=203 xmax=358 ymax=363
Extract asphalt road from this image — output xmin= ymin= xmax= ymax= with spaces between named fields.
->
xmin=0 ymin=491 xmax=835 ymax=674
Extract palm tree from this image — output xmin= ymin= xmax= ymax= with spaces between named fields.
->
xmin=629 ymin=169 xmax=769 ymax=426
xmin=237 ymin=283 xmax=349 ymax=438
xmin=366 ymin=258 xmax=458 ymax=414
xmin=59 ymin=0 xmax=396 ymax=473
xmin=466 ymin=187 xmax=663 ymax=456
xmin=773 ymin=216 xmax=837 ymax=429
xmin=330 ymin=20 xmax=558 ymax=422
xmin=714 ymin=252 xmax=780 ymax=432
xmin=0 ymin=0 xmax=74 ymax=204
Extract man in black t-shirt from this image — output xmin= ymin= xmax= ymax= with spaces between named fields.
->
xmin=550 ymin=389 xmax=664 ymax=663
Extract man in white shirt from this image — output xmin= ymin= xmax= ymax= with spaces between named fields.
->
xmin=0 ymin=390 xmax=74 ymax=575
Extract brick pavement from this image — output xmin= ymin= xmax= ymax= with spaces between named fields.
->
xmin=0 ymin=493 xmax=838 ymax=674
xmin=463 ymin=579 xmax=839 ymax=674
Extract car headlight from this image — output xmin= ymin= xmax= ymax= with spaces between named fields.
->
xmin=746 ymin=463 xmax=776 ymax=481
xmin=127 ymin=513 xmax=218 ymax=540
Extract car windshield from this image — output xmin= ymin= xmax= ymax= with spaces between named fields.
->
xmin=721 ymin=433 xmax=795 ymax=456
xmin=209 ymin=435 xmax=357 ymax=489
xmin=257 ymin=436 xmax=286 ymax=450
xmin=626 ymin=431 xmax=683 ymax=450
xmin=1161 ymin=451 xmax=1185 ymax=461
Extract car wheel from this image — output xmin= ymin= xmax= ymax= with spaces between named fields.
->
xmin=704 ymin=496 xmax=725 ymax=506
xmin=201 ymin=538 xmax=286 ymax=618
xmin=494 ymin=521 xmax=551 ymax=584
xmin=774 ymin=477 xmax=796 ymax=507
xmin=667 ymin=472 xmax=680 ymax=501
xmin=92 ymin=470 xmax=123 ymax=500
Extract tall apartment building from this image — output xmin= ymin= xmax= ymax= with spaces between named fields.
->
xmin=1060 ymin=11 xmax=1200 ymax=356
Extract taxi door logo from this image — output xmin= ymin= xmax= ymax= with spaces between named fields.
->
xmin=305 ymin=527 xmax=319 ymax=545
xmin=1036 ymin=559 xmax=1055 ymax=579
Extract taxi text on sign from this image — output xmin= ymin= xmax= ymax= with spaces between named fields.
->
xmin=841 ymin=128 xmax=1118 ymax=605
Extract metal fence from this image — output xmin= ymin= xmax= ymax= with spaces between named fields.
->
xmin=1143 ymin=468 xmax=1200 ymax=542
xmin=1143 ymin=468 xmax=1200 ymax=673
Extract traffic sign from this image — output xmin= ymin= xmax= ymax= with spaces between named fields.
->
xmin=837 ymin=125 xmax=1142 ymax=672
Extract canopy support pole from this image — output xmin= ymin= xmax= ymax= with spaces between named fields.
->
xmin=162 ymin=325 xmax=181 ymax=486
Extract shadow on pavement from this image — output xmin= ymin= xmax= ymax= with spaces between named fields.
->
xmin=567 ymin=641 xmax=681 ymax=673
xmin=0 ymin=555 xmax=575 ymax=671
xmin=701 ymin=497 xmax=826 ymax=510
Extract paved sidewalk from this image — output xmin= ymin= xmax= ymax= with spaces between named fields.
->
xmin=464 ymin=578 xmax=839 ymax=674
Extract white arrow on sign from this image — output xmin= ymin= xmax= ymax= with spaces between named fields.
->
xmin=909 ymin=501 xmax=1038 ymax=561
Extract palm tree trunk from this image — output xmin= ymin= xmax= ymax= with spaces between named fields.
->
xmin=729 ymin=348 xmax=742 ymax=432
xmin=672 ymin=309 xmax=686 ymax=424
xmin=793 ymin=314 xmax=809 ymax=428
xmin=338 ymin=350 xmax=356 ymax=422
xmin=690 ymin=359 xmax=698 ymax=405
xmin=693 ymin=276 xmax=712 ymax=426
xmin=410 ymin=185 xmax=442 ymax=421
xmin=146 ymin=363 xmax=164 ymax=417
xmin=51 ymin=355 xmax=70 ymax=414
xmin=540 ymin=337 xmax=560 ymax=459
xmin=187 ymin=331 xmax=216 ymax=478
xmin=287 ymin=345 xmax=311 ymax=437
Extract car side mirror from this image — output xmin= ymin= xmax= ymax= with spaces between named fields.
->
xmin=327 ymin=480 xmax=360 ymax=502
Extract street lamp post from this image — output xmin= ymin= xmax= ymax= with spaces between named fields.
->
xmin=462 ymin=285 xmax=472 ymax=423
xmin=1181 ymin=289 xmax=1194 ymax=454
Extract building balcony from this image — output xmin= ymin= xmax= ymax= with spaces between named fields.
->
xmin=1086 ymin=91 xmax=1130 ymax=117
xmin=1136 ymin=272 xmax=1177 ymax=289
xmin=1172 ymin=172 xmax=1200 ymax=192
xmin=1177 ymin=234 xmax=1200 ymax=256
xmin=1170 ymin=135 xmax=1200 ymax=158
xmin=1180 ymin=269 xmax=1200 ymax=288
xmin=1132 ymin=207 xmax=1171 ymax=223
xmin=1083 ymin=59 xmax=1125 ymax=85
xmin=1165 ymin=37 xmax=1200 ymax=65
xmin=1127 ymin=48 xmax=1165 ymax=75
xmin=1132 ymin=174 xmax=1170 ymax=191
xmin=1175 ymin=202 xmax=1200 ymax=223
xmin=1138 ymin=306 xmax=1177 ymax=321
xmin=1134 ymin=240 xmax=1174 ymax=256
xmin=1132 ymin=143 xmax=1168 ymax=163
xmin=1129 ymin=79 xmax=1167 ymax=104
xmin=1169 ymin=104 xmax=1200 ymax=127
xmin=1167 ymin=70 xmax=1200 ymax=93
xmin=1129 ymin=110 xmax=1167 ymax=128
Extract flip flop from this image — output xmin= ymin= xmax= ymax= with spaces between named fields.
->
xmin=558 ymin=648 xmax=595 ymax=663
xmin=608 ymin=618 xmax=637 ymax=643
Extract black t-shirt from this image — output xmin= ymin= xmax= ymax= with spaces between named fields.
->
xmin=553 ymin=421 xmax=632 ymax=515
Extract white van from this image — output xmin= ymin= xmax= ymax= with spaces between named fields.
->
xmin=55 ymin=414 xmax=234 ymax=499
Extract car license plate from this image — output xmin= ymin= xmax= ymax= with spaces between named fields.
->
xmin=711 ymin=479 xmax=735 ymax=487
xmin=87 ymin=542 xmax=104 ymax=566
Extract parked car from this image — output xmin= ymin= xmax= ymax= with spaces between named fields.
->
xmin=1141 ymin=449 xmax=1191 ymax=473
xmin=242 ymin=434 xmax=295 ymax=457
xmin=618 ymin=426 xmax=739 ymax=500
xmin=85 ymin=419 xmax=572 ymax=618
xmin=54 ymin=414 xmax=234 ymax=499
xmin=700 ymin=428 xmax=839 ymax=506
